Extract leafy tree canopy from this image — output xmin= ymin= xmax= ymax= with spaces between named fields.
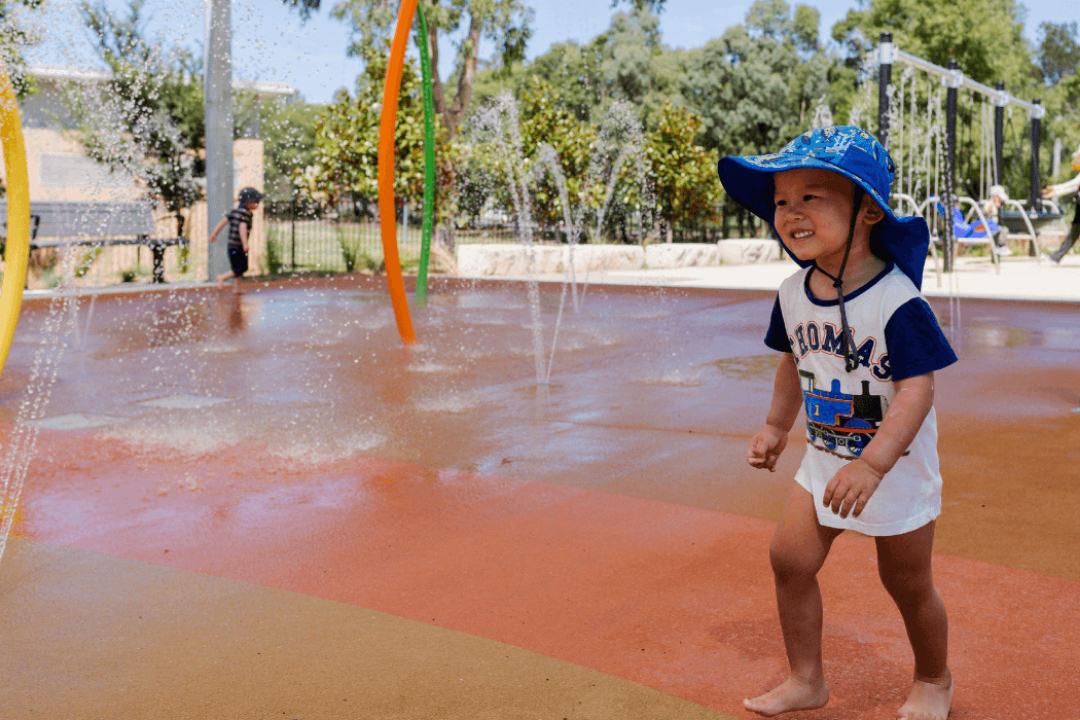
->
xmin=1037 ymin=21 xmax=1080 ymax=85
xmin=330 ymin=0 xmax=532 ymax=137
xmin=682 ymin=0 xmax=831 ymax=155
xmin=308 ymin=50 xmax=428 ymax=209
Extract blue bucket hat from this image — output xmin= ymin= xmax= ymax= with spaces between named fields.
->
xmin=716 ymin=125 xmax=929 ymax=290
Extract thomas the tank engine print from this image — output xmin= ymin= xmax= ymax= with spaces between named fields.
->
xmin=798 ymin=369 xmax=885 ymax=457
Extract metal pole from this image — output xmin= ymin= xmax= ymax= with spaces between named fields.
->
xmin=1029 ymin=99 xmax=1042 ymax=217
xmin=944 ymin=59 xmax=960 ymax=274
xmin=290 ymin=192 xmax=297 ymax=270
xmin=204 ymin=0 xmax=234 ymax=282
xmin=877 ymin=33 xmax=894 ymax=146
xmin=993 ymin=81 xmax=1005 ymax=186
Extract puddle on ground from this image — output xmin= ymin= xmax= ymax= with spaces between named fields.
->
xmin=709 ymin=354 xmax=777 ymax=380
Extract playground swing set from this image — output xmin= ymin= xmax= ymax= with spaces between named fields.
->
xmin=873 ymin=33 xmax=1063 ymax=278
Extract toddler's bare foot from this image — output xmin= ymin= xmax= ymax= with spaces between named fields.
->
xmin=897 ymin=672 xmax=953 ymax=720
xmin=743 ymin=675 xmax=829 ymax=717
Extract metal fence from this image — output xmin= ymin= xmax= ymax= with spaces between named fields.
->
xmin=263 ymin=208 xmax=580 ymax=274
xmin=262 ymin=205 xmax=733 ymax=270
xmin=0 ymin=202 xmax=742 ymax=290
xmin=265 ymin=214 xmax=421 ymax=274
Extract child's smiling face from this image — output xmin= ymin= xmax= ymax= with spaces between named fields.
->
xmin=773 ymin=168 xmax=880 ymax=264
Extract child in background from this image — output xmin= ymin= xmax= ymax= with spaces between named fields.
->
xmin=981 ymin=185 xmax=1011 ymax=256
xmin=209 ymin=187 xmax=263 ymax=288
xmin=717 ymin=126 xmax=957 ymax=719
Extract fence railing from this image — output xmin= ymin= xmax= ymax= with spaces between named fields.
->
xmin=1 ymin=207 xmax=741 ymax=290
xmin=265 ymin=215 xmax=435 ymax=274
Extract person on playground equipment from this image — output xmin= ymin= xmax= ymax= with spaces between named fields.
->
xmin=718 ymin=126 xmax=957 ymax=719
xmin=1042 ymin=145 xmax=1080 ymax=263
xmin=934 ymin=197 xmax=1008 ymax=255
xmin=981 ymin=185 xmax=1011 ymax=256
xmin=209 ymin=187 xmax=263 ymax=288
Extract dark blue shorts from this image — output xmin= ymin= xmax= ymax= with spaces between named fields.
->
xmin=228 ymin=245 xmax=249 ymax=276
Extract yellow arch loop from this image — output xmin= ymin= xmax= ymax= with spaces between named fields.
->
xmin=0 ymin=68 xmax=29 ymax=377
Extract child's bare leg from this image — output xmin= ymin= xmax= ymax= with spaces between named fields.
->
xmin=744 ymin=484 xmax=840 ymax=717
xmin=876 ymin=522 xmax=952 ymax=720
xmin=216 ymin=271 xmax=233 ymax=288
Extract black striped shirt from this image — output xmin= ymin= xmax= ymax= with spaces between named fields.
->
xmin=227 ymin=207 xmax=253 ymax=248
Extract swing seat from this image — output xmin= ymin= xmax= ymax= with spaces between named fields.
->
xmin=934 ymin=203 xmax=998 ymax=239
xmin=998 ymin=209 xmax=1063 ymax=233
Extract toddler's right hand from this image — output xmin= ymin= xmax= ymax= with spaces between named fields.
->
xmin=747 ymin=425 xmax=787 ymax=472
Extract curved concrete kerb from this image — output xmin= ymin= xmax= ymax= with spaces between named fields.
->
xmin=456 ymin=240 xmax=780 ymax=277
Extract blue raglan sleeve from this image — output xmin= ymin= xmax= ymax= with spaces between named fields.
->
xmin=764 ymin=295 xmax=792 ymax=353
xmin=884 ymin=298 xmax=957 ymax=381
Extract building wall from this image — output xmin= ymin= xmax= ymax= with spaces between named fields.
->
xmin=20 ymin=128 xmax=143 ymax=203
xmin=1 ymin=128 xmax=266 ymax=284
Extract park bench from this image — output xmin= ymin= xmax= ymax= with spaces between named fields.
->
xmin=0 ymin=201 xmax=186 ymax=284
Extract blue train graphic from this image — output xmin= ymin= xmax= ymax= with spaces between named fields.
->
xmin=798 ymin=370 xmax=884 ymax=455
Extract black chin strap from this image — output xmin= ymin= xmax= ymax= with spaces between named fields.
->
xmin=813 ymin=186 xmax=864 ymax=373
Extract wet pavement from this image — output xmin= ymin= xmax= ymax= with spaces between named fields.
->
xmin=0 ymin=275 xmax=1077 ymax=718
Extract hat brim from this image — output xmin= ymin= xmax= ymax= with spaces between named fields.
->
xmin=717 ymin=155 xmax=930 ymax=290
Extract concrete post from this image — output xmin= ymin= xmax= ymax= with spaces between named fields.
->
xmin=205 ymin=0 xmax=234 ymax=281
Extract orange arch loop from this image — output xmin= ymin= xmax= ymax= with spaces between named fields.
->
xmin=377 ymin=0 xmax=418 ymax=345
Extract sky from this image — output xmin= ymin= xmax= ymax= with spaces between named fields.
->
xmin=24 ymin=0 xmax=1069 ymax=105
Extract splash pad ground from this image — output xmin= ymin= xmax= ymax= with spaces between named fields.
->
xmin=0 ymin=275 xmax=1078 ymax=719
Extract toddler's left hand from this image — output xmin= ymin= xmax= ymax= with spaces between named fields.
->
xmin=822 ymin=459 xmax=884 ymax=518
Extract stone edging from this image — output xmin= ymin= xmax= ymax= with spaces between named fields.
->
xmin=455 ymin=239 xmax=780 ymax=276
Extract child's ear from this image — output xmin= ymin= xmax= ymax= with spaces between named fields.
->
xmin=861 ymin=197 xmax=885 ymax=226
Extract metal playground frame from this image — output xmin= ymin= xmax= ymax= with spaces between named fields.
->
xmin=872 ymin=33 xmax=1059 ymax=275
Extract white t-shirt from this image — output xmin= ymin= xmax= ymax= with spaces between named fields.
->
xmin=765 ymin=263 xmax=957 ymax=536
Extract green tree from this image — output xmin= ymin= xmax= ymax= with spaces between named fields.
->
xmin=594 ymin=8 xmax=680 ymax=124
xmin=682 ymin=0 xmax=831 ymax=155
xmin=308 ymin=48 xmax=426 ymax=210
xmin=259 ymin=99 xmax=322 ymax=205
xmin=504 ymin=7 xmax=680 ymax=128
xmin=330 ymin=0 xmax=532 ymax=139
xmin=1039 ymin=23 xmax=1080 ymax=184
xmin=610 ymin=0 xmax=665 ymax=11
xmin=1037 ymin=22 xmax=1080 ymax=85
xmin=677 ymin=0 xmax=833 ymax=236
xmin=517 ymin=77 xmax=597 ymax=229
xmin=646 ymin=103 xmax=722 ymax=241
xmin=70 ymin=0 xmax=203 ymax=237
xmin=510 ymin=40 xmax=602 ymax=122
